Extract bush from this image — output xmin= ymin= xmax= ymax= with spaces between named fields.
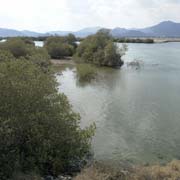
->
xmin=45 ymin=34 xmax=77 ymax=59
xmin=26 ymin=47 xmax=51 ymax=73
xmin=75 ymin=31 xmax=126 ymax=67
xmin=0 ymin=38 xmax=34 ymax=58
xmin=0 ymin=60 xmax=94 ymax=179
xmin=46 ymin=41 xmax=74 ymax=59
xmin=19 ymin=37 xmax=35 ymax=46
xmin=0 ymin=38 xmax=51 ymax=72
xmin=76 ymin=64 xmax=97 ymax=82
xmin=0 ymin=50 xmax=15 ymax=62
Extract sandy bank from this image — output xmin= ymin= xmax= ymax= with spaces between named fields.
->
xmin=154 ymin=38 xmax=180 ymax=43
xmin=51 ymin=58 xmax=75 ymax=66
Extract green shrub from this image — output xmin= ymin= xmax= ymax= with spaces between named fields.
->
xmin=45 ymin=41 xmax=74 ymax=58
xmin=0 ymin=38 xmax=51 ymax=72
xmin=0 ymin=38 xmax=34 ymax=58
xmin=75 ymin=31 xmax=126 ymax=67
xmin=0 ymin=50 xmax=15 ymax=62
xmin=45 ymin=34 xmax=77 ymax=59
xmin=19 ymin=37 xmax=35 ymax=46
xmin=26 ymin=47 xmax=51 ymax=73
xmin=76 ymin=64 xmax=97 ymax=82
xmin=0 ymin=60 xmax=95 ymax=179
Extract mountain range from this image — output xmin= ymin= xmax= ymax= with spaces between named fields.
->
xmin=1 ymin=21 xmax=180 ymax=38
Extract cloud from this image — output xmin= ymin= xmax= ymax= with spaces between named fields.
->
xmin=0 ymin=0 xmax=180 ymax=32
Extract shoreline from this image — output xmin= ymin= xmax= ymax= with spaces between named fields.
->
xmin=51 ymin=58 xmax=75 ymax=66
xmin=74 ymin=160 xmax=180 ymax=180
xmin=114 ymin=37 xmax=180 ymax=43
xmin=153 ymin=38 xmax=180 ymax=43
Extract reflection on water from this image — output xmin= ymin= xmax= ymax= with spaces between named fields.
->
xmin=0 ymin=39 xmax=7 ymax=43
xmin=34 ymin=41 xmax=44 ymax=47
xmin=57 ymin=42 xmax=180 ymax=165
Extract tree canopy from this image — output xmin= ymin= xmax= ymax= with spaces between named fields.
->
xmin=75 ymin=31 xmax=127 ymax=67
xmin=0 ymin=43 xmax=94 ymax=179
xmin=0 ymin=37 xmax=51 ymax=72
xmin=45 ymin=34 xmax=77 ymax=59
xmin=0 ymin=38 xmax=34 ymax=58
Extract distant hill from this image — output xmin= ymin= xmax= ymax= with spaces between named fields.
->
xmin=0 ymin=28 xmax=24 ymax=37
xmin=0 ymin=28 xmax=44 ymax=37
xmin=111 ymin=21 xmax=180 ymax=37
xmin=0 ymin=27 xmax=103 ymax=38
xmin=1 ymin=21 xmax=180 ymax=38
xmin=45 ymin=27 xmax=102 ymax=37
xmin=74 ymin=27 xmax=102 ymax=37
xmin=140 ymin=21 xmax=180 ymax=37
xmin=21 ymin=30 xmax=44 ymax=37
xmin=111 ymin=28 xmax=148 ymax=37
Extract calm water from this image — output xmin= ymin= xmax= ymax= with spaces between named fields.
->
xmin=34 ymin=41 xmax=44 ymax=47
xmin=57 ymin=42 xmax=180 ymax=165
xmin=0 ymin=39 xmax=7 ymax=43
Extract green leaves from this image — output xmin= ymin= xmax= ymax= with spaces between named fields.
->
xmin=76 ymin=63 xmax=97 ymax=83
xmin=0 ymin=38 xmax=33 ymax=58
xmin=75 ymin=31 xmax=126 ymax=67
xmin=0 ymin=60 xmax=94 ymax=179
xmin=45 ymin=35 xmax=77 ymax=59
xmin=0 ymin=37 xmax=51 ymax=73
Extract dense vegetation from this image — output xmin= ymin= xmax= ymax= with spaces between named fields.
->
xmin=0 ymin=38 xmax=51 ymax=72
xmin=0 ymin=38 xmax=94 ymax=179
xmin=45 ymin=34 xmax=77 ymax=59
xmin=74 ymin=31 xmax=127 ymax=67
xmin=0 ymin=50 xmax=15 ymax=62
xmin=0 ymin=38 xmax=34 ymax=58
xmin=76 ymin=64 xmax=97 ymax=83
xmin=114 ymin=38 xmax=154 ymax=43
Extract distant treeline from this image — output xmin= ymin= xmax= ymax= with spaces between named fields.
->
xmin=0 ymin=36 xmax=49 ymax=41
xmin=113 ymin=38 xmax=154 ymax=43
xmin=75 ymin=37 xmax=154 ymax=43
xmin=1 ymin=36 xmax=154 ymax=43
xmin=76 ymin=37 xmax=154 ymax=43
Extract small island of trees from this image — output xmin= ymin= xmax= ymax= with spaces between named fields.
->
xmin=44 ymin=34 xmax=77 ymax=59
xmin=74 ymin=30 xmax=127 ymax=67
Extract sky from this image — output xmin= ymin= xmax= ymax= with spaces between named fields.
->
xmin=0 ymin=0 xmax=180 ymax=32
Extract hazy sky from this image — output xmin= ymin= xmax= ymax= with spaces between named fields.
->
xmin=0 ymin=0 xmax=180 ymax=32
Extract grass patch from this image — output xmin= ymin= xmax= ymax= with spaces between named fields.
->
xmin=74 ymin=160 xmax=180 ymax=180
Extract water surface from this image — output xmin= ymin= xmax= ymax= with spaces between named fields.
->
xmin=0 ymin=39 xmax=7 ymax=43
xmin=57 ymin=42 xmax=180 ymax=165
xmin=34 ymin=41 xmax=44 ymax=47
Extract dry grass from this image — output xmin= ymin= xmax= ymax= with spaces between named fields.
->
xmin=74 ymin=160 xmax=180 ymax=180
xmin=133 ymin=160 xmax=180 ymax=180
